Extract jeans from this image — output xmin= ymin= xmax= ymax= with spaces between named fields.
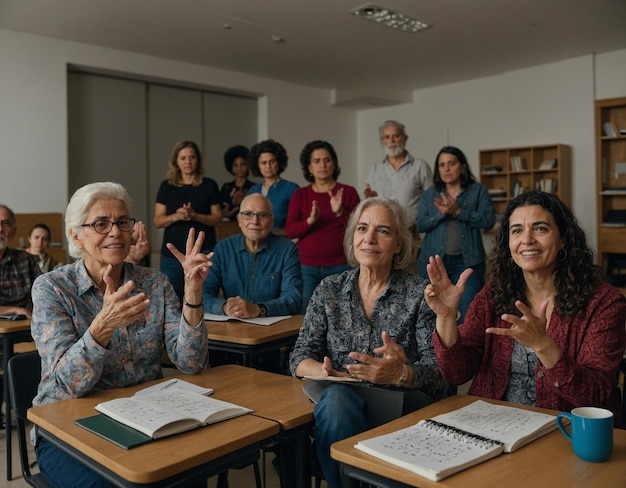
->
xmin=442 ymin=254 xmax=485 ymax=324
xmin=301 ymin=264 xmax=351 ymax=314
xmin=160 ymin=255 xmax=184 ymax=305
xmin=313 ymin=384 xmax=434 ymax=488
xmin=36 ymin=437 xmax=116 ymax=488
xmin=314 ymin=385 xmax=368 ymax=488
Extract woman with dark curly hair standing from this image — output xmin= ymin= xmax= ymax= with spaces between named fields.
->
xmin=424 ymin=191 xmax=626 ymax=426
xmin=220 ymin=145 xmax=255 ymax=221
xmin=286 ymin=140 xmax=360 ymax=312
xmin=247 ymin=139 xmax=299 ymax=235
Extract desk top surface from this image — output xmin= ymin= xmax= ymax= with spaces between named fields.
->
xmin=182 ymin=364 xmax=315 ymax=430
xmin=28 ymin=370 xmax=281 ymax=484
xmin=205 ymin=314 xmax=303 ymax=345
xmin=331 ymin=395 xmax=626 ymax=488
xmin=0 ymin=318 xmax=31 ymax=334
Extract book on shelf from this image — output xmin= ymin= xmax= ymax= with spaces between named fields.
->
xmin=76 ymin=382 xmax=252 ymax=448
xmin=353 ymin=399 xmax=557 ymax=482
xmin=602 ymin=121 xmax=619 ymax=137
xmin=538 ymin=159 xmax=557 ymax=170
xmin=510 ymin=156 xmax=526 ymax=171
xmin=203 ymin=312 xmax=291 ymax=326
xmin=535 ymin=178 xmax=557 ymax=193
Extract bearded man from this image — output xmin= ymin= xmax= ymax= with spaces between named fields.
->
xmin=364 ymin=120 xmax=432 ymax=234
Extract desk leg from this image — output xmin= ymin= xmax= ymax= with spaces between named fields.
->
xmin=3 ymin=336 xmax=12 ymax=481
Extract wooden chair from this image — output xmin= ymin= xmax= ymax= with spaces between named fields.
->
xmin=6 ymin=351 xmax=51 ymax=487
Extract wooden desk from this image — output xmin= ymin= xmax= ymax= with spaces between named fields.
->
xmin=206 ymin=315 xmax=303 ymax=368
xmin=170 ymin=365 xmax=315 ymax=488
xmin=0 ymin=318 xmax=34 ymax=480
xmin=28 ymin=376 xmax=279 ymax=487
xmin=331 ymin=395 xmax=626 ymax=488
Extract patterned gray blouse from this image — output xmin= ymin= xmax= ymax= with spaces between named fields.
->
xmin=289 ymin=268 xmax=449 ymax=401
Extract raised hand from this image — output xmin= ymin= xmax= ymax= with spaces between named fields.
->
xmin=306 ymin=200 xmax=320 ymax=225
xmin=127 ymin=221 xmax=150 ymax=264
xmin=166 ymin=228 xmax=213 ymax=291
xmin=424 ymin=255 xmax=471 ymax=320
xmin=330 ymin=187 xmax=344 ymax=215
xmin=364 ymin=183 xmax=378 ymax=198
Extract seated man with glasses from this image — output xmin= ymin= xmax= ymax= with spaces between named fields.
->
xmin=203 ymin=193 xmax=302 ymax=320
xmin=0 ymin=204 xmax=41 ymax=319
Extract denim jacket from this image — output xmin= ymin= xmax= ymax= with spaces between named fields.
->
xmin=417 ymin=182 xmax=495 ymax=275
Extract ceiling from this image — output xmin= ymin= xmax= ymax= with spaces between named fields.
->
xmin=2 ymin=0 xmax=626 ymax=106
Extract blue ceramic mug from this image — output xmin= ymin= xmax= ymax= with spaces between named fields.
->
xmin=556 ymin=407 xmax=613 ymax=462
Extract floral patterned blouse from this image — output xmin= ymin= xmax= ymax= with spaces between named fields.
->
xmin=289 ymin=267 xmax=449 ymax=401
xmin=31 ymin=260 xmax=208 ymax=406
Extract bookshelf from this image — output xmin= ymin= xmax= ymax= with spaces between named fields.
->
xmin=479 ymin=144 xmax=572 ymax=219
xmin=595 ymin=97 xmax=626 ymax=292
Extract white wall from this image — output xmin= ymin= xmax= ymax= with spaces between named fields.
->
xmin=0 ymin=28 xmax=356 ymax=215
xmin=357 ymin=50 xmax=626 ymax=251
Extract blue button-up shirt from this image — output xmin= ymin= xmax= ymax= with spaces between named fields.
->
xmin=203 ymin=233 xmax=302 ymax=316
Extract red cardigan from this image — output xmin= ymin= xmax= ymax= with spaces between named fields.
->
xmin=433 ymin=281 xmax=626 ymax=428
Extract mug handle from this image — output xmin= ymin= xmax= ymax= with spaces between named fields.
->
xmin=556 ymin=412 xmax=573 ymax=442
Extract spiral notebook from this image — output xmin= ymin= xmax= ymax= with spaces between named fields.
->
xmin=354 ymin=400 xmax=557 ymax=481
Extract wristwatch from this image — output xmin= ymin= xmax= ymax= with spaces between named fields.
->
xmin=258 ymin=304 xmax=268 ymax=318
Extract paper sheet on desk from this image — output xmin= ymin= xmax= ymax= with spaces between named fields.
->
xmin=203 ymin=313 xmax=291 ymax=326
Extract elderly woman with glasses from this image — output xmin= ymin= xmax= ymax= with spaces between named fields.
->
xmin=31 ymin=182 xmax=211 ymax=488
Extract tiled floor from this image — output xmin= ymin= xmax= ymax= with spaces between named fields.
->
xmin=0 ymin=423 xmax=305 ymax=488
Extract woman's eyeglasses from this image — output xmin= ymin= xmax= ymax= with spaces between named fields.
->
xmin=239 ymin=211 xmax=272 ymax=221
xmin=81 ymin=218 xmax=136 ymax=234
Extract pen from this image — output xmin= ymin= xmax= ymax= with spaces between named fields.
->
xmin=160 ymin=380 xmax=178 ymax=391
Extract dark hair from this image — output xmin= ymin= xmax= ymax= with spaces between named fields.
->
xmin=433 ymin=146 xmax=476 ymax=191
xmin=223 ymin=145 xmax=250 ymax=175
xmin=166 ymin=140 xmax=204 ymax=186
xmin=29 ymin=223 xmax=51 ymax=239
xmin=248 ymin=139 xmax=288 ymax=178
xmin=299 ymin=140 xmax=341 ymax=183
xmin=487 ymin=191 xmax=603 ymax=317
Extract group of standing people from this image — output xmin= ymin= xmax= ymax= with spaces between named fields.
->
xmin=15 ymin=122 xmax=626 ymax=488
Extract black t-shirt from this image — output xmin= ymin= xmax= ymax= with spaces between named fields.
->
xmin=156 ymin=178 xmax=220 ymax=257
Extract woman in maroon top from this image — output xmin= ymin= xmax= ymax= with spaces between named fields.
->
xmin=286 ymin=140 xmax=360 ymax=313
xmin=425 ymin=191 xmax=626 ymax=427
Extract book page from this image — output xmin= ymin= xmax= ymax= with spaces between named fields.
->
xmin=140 ymin=389 xmax=252 ymax=425
xmin=430 ymin=400 xmax=556 ymax=452
xmin=203 ymin=313 xmax=291 ymax=326
xmin=134 ymin=378 xmax=213 ymax=397
xmin=95 ymin=397 xmax=197 ymax=438
xmin=355 ymin=419 xmax=503 ymax=481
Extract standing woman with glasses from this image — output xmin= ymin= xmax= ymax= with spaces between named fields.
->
xmin=247 ymin=139 xmax=299 ymax=235
xmin=286 ymin=140 xmax=360 ymax=313
xmin=155 ymin=140 xmax=221 ymax=303
xmin=31 ymin=182 xmax=211 ymax=487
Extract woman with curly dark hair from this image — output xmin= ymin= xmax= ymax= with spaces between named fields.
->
xmin=424 ymin=191 xmax=626 ymax=426
xmin=247 ymin=139 xmax=299 ymax=234
xmin=285 ymin=140 xmax=360 ymax=312
xmin=220 ymin=145 xmax=255 ymax=220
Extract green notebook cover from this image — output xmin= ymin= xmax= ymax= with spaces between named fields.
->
xmin=75 ymin=414 xmax=154 ymax=449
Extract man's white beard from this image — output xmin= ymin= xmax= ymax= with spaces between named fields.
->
xmin=385 ymin=144 xmax=405 ymax=158
xmin=0 ymin=236 xmax=7 ymax=251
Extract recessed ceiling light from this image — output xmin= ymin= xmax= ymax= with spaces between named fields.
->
xmin=351 ymin=4 xmax=430 ymax=33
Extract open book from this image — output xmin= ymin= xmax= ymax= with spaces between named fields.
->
xmin=76 ymin=385 xmax=251 ymax=447
xmin=354 ymin=400 xmax=557 ymax=481
xmin=204 ymin=312 xmax=291 ymax=326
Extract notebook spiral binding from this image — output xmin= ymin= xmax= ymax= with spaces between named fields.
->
xmin=422 ymin=419 xmax=503 ymax=449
